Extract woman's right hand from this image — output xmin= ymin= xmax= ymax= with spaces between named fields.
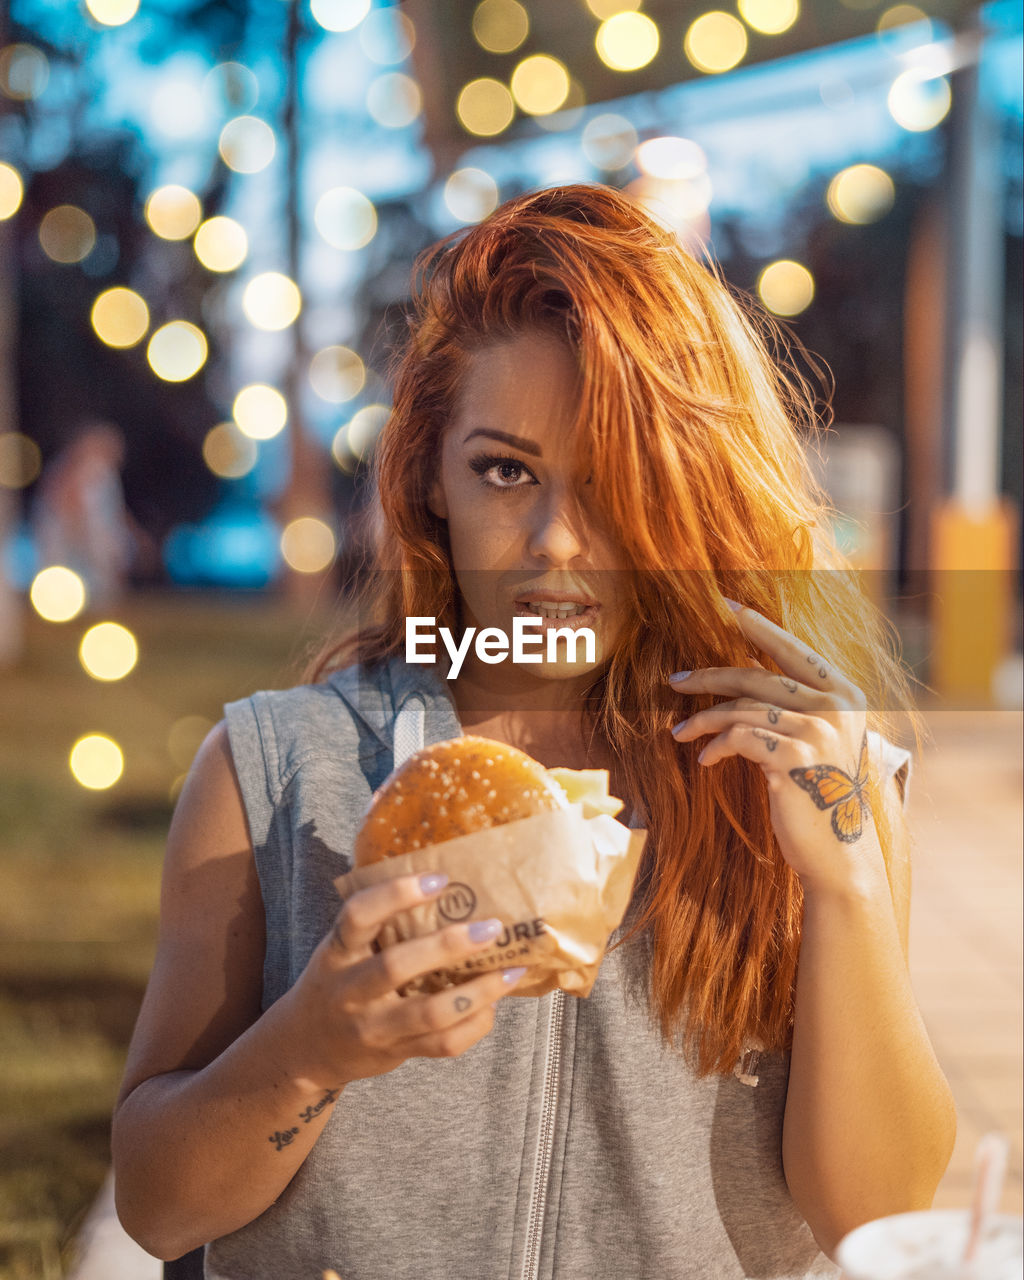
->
xmin=287 ymin=873 xmax=527 ymax=1090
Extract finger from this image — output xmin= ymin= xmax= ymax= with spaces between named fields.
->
xmin=672 ymin=697 xmax=796 ymax=741
xmin=345 ymin=916 xmax=508 ymax=1003
xmin=697 ymin=721 xmax=809 ymax=775
xmin=330 ymin=872 xmax=450 ymax=957
xmin=399 ymin=1001 xmax=499 ymax=1062
xmin=379 ymin=966 xmax=529 ymax=1044
xmin=669 ymin=664 xmax=827 ymax=712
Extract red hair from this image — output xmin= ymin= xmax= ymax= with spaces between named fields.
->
xmin=313 ymin=184 xmax=921 ymax=1075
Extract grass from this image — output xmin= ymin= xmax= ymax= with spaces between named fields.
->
xmin=0 ymin=590 xmax=335 ymax=1279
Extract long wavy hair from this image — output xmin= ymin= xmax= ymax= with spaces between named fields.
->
xmin=312 ymin=184 xmax=921 ymax=1076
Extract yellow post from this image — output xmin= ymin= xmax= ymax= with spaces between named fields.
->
xmin=930 ymin=497 xmax=1019 ymax=704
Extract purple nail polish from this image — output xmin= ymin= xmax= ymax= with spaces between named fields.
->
xmin=723 ymin=597 xmax=743 ymax=612
xmin=468 ymin=918 xmax=501 ymax=943
xmin=502 ymin=966 xmax=528 ymax=984
xmin=669 ymin=670 xmax=691 ymax=682
xmin=419 ymin=873 xmax=448 ymax=895
xmin=672 ymin=719 xmax=689 ymax=735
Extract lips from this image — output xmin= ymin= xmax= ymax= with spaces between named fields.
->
xmin=512 ymin=596 xmax=601 ymax=632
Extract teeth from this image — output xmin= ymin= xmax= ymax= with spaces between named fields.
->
xmin=523 ymin=601 xmax=588 ymax=619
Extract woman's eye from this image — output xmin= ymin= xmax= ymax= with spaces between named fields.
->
xmin=469 ymin=454 xmax=536 ymax=490
xmin=489 ymin=461 xmax=529 ymax=487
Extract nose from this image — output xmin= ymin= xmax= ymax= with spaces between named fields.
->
xmin=526 ymin=484 xmax=589 ymax=567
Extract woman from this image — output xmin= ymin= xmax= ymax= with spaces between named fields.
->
xmin=112 ymin=184 xmax=955 ymax=1279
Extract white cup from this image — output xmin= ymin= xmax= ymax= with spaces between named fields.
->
xmin=835 ymin=1209 xmax=1023 ymax=1279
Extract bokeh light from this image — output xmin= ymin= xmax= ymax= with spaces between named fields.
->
xmin=738 ymin=0 xmax=799 ymax=36
xmin=595 ymin=12 xmax=660 ymax=72
xmin=456 ymin=77 xmax=515 ymax=136
xmin=91 ymin=287 xmax=150 ymax=349
xmin=144 ymin=185 xmax=202 ymax=240
xmin=0 ymin=44 xmax=49 ymax=101
xmin=472 ymin=0 xmax=529 ymax=54
xmin=877 ymin=4 xmax=932 ymax=37
xmin=444 ymin=167 xmax=500 ymax=224
xmin=366 ymin=72 xmax=422 ymax=128
xmin=0 ymin=163 xmax=24 ymax=220
xmin=314 ymin=187 xmax=377 ymax=250
xmin=147 ymin=321 xmax=208 ymax=382
xmin=85 ymin=0 xmax=140 ymax=26
xmin=757 ymin=259 xmax=815 ymax=316
xmin=636 ymin=136 xmax=707 ymax=181
xmin=79 ymin=622 xmax=139 ymax=681
xmin=888 ymin=69 xmax=951 ymax=131
xmin=168 ymin=715 xmax=214 ymax=770
xmin=219 ymin=116 xmax=276 ymax=174
xmin=0 ymin=433 xmax=42 ymax=489
xmin=359 ymin=9 xmax=416 ymax=65
xmin=202 ymin=421 xmax=259 ymax=478
xmin=347 ymin=404 xmax=390 ymax=459
xmin=684 ymin=12 xmax=748 ymax=74
xmin=826 ymin=164 xmax=895 ymax=224
xmin=280 ymin=518 xmax=336 ymax=574
xmin=242 ymin=272 xmax=302 ymax=331
xmin=150 ymin=79 xmax=205 ymax=140
xmin=309 ymin=346 xmax=366 ymax=403
xmin=233 ymin=384 xmax=288 ymax=440
xmin=204 ymin=61 xmax=259 ymax=113
xmin=39 ymin=205 xmax=96 ymax=264
xmin=311 ymin=0 xmax=370 ymax=32
xmin=69 ymin=734 xmax=124 ymax=790
xmin=581 ymin=114 xmax=638 ymax=170
xmin=510 ymin=54 xmax=570 ymax=116
xmin=586 ymin=0 xmax=640 ymax=17
xmin=30 ymin=566 xmax=87 ymax=623
xmin=193 ymin=216 xmax=248 ymax=272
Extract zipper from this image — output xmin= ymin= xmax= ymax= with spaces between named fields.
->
xmin=519 ymin=988 xmax=566 ymax=1280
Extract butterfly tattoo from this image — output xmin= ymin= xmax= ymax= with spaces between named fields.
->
xmin=789 ymin=732 xmax=872 ymax=844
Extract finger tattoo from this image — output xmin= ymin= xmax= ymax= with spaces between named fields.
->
xmin=454 ymin=995 xmax=471 ymax=1013
xmin=779 ymin=676 xmax=798 ymax=694
xmin=766 ymin=706 xmax=781 ymax=725
xmin=752 ymin=727 xmax=779 ymax=752
xmin=807 ymin=652 xmax=828 ymax=679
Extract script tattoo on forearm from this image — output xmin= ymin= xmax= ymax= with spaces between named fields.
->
xmin=268 ymin=1088 xmax=342 ymax=1151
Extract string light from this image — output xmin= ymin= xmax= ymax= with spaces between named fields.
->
xmin=737 ymin=0 xmax=799 ymax=36
xmin=203 ymin=422 xmax=258 ymax=478
xmin=444 ymin=168 xmax=500 ymax=224
xmin=0 ymin=163 xmax=24 ymax=219
xmin=242 ymin=272 xmax=302 ymax=331
xmin=85 ymin=0 xmax=140 ymax=26
xmin=193 ymin=216 xmax=248 ymax=272
xmin=757 ymin=260 xmax=815 ymax=316
xmin=145 ymin=185 xmax=202 ymax=240
xmin=586 ymin=0 xmax=640 ymax=17
xmin=219 ymin=116 xmax=276 ymax=173
xmin=510 ymin=55 xmax=570 ymax=115
xmin=826 ymin=164 xmax=895 ymax=224
xmin=280 ymin=518 xmax=336 ymax=574
xmin=69 ymin=734 xmax=124 ymax=790
xmin=636 ymin=136 xmax=707 ymax=181
xmin=0 ymin=434 xmax=42 ymax=489
xmin=39 ymin=205 xmax=96 ymax=264
xmin=472 ymin=0 xmax=529 ymax=54
xmin=233 ymin=384 xmax=287 ymax=440
xmin=91 ymin=287 xmax=150 ymax=348
xmin=79 ymin=622 xmax=138 ymax=681
xmin=359 ymin=9 xmax=416 ymax=65
xmin=147 ymin=321 xmax=208 ymax=382
xmin=314 ymin=187 xmax=377 ymax=250
xmin=684 ymin=12 xmax=748 ymax=74
xmin=309 ymin=346 xmax=366 ymax=403
xmin=456 ymin=78 xmax=515 ymax=136
xmin=595 ymin=13 xmax=660 ymax=72
xmin=30 ymin=566 xmax=87 ymax=622
xmin=346 ymin=404 xmax=389 ymax=459
xmin=310 ymin=0 xmax=371 ymax=32
xmin=888 ymin=69 xmax=950 ymax=131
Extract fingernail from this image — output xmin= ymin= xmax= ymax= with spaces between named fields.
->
xmin=697 ymin=747 xmax=708 ymax=764
xmin=671 ymin=719 xmax=688 ymax=735
xmin=502 ymin=966 xmax=528 ymax=984
xmin=723 ymin=597 xmax=743 ymax=612
xmin=419 ymin=873 xmax=448 ymax=895
xmin=468 ymin=918 xmax=501 ymax=943
xmin=669 ymin=670 xmax=691 ymax=682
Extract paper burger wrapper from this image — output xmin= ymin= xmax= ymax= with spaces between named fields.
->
xmin=333 ymin=805 xmax=646 ymax=998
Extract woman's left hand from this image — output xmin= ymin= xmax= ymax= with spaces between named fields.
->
xmin=669 ymin=598 xmax=886 ymax=898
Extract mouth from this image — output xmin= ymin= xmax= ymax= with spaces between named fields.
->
xmin=513 ymin=595 xmax=601 ymax=630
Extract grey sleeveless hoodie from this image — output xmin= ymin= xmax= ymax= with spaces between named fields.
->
xmin=211 ymin=655 xmax=911 ymax=1280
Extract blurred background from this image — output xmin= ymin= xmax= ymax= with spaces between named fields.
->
xmin=0 ymin=0 xmax=1020 ymax=1275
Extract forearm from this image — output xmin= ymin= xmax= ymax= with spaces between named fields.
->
xmin=112 ymin=990 xmax=342 ymax=1261
xmin=782 ymin=874 xmax=956 ymax=1256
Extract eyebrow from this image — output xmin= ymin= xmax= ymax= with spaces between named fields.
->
xmin=462 ymin=428 xmax=542 ymax=457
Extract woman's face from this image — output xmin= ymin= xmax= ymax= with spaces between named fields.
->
xmin=428 ymin=329 xmax=628 ymax=691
